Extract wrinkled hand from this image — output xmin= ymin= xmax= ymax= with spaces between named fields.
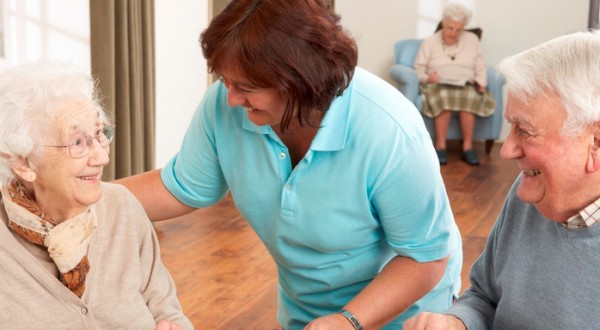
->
xmin=155 ymin=320 xmax=184 ymax=330
xmin=475 ymin=84 xmax=486 ymax=94
xmin=403 ymin=312 xmax=466 ymax=330
xmin=304 ymin=313 xmax=355 ymax=330
xmin=427 ymin=71 xmax=440 ymax=84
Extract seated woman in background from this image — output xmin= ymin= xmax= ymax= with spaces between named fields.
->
xmin=414 ymin=2 xmax=496 ymax=166
xmin=0 ymin=60 xmax=192 ymax=330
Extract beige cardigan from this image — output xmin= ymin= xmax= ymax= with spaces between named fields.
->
xmin=0 ymin=183 xmax=193 ymax=329
xmin=414 ymin=30 xmax=487 ymax=87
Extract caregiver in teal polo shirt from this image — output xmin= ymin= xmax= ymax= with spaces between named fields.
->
xmin=159 ymin=67 xmax=462 ymax=329
xmin=117 ymin=0 xmax=461 ymax=328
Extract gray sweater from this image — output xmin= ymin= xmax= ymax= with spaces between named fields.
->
xmin=448 ymin=176 xmax=600 ymax=329
xmin=0 ymin=183 xmax=192 ymax=329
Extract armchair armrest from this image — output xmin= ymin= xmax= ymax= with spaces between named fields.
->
xmin=389 ymin=64 xmax=420 ymax=105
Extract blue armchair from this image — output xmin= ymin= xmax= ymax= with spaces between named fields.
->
xmin=389 ymin=38 xmax=505 ymax=154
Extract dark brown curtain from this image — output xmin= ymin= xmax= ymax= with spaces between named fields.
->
xmin=89 ymin=0 xmax=155 ymax=181
xmin=591 ymin=0 xmax=600 ymax=28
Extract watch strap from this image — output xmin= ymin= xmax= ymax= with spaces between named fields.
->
xmin=338 ymin=309 xmax=363 ymax=330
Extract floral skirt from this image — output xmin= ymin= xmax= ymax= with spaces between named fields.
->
xmin=420 ymin=83 xmax=496 ymax=118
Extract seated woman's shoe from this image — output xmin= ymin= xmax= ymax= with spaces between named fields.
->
xmin=462 ymin=149 xmax=480 ymax=166
xmin=436 ymin=149 xmax=448 ymax=165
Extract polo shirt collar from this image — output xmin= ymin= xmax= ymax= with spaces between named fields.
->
xmin=310 ymin=89 xmax=350 ymax=151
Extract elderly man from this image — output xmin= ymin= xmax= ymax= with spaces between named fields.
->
xmin=404 ymin=30 xmax=600 ymax=329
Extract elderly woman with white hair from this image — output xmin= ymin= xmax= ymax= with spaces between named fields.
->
xmin=414 ymin=2 xmax=496 ymax=166
xmin=0 ymin=60 xmax=192 ymax=330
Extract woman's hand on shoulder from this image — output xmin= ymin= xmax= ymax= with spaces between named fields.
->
xmin=304 ymin=313 xmax=355 ymax=330
xmin=155 ymin=320 xmax=184 ymax=330
xmin=403 ymin=312 xmax=466 ymax=330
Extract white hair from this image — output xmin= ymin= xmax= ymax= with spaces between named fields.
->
xmin=497 ymin=30 xmax=600 ymax=136
xmin=0 ymin=59 xmax=110 ymax=186
xmin=442 ymin=2 xmax=472 ymax=25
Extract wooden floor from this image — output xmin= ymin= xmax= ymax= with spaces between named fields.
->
xmin=153 ymin=142 xmax=520 ymax=329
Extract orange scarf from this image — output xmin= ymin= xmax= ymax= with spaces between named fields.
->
xmin=2 ymin=181 xmax=96 ymax=298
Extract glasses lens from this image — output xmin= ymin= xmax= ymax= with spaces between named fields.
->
xmin=98 ymin=125 xmax=114 ymax=147
xmin=68 ymin=133 xmax=88 ymax=158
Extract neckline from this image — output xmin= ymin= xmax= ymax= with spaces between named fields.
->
xmin=442 ymin=43 xmax=458 ymax=61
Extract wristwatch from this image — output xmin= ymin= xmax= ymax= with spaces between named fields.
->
xmin=338 ymin=309 xmax=363 ymax=330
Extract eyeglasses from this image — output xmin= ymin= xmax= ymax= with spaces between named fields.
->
xmin=42 ymin=125 xmax=114 ymax=159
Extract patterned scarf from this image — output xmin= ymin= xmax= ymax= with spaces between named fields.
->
xmin=1 ymin=181 xmax=97 ymax=298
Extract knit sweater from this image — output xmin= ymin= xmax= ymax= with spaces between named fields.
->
xmin=0 ymin=182 xmax=192 ymax=329
xmin=448 ymin=176 xmax=600 ymax=329
xmin=414 ymin=30 xmax=487 ymax=88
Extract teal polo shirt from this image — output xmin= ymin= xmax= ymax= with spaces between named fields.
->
xmin=162 ymin=67 xmax=462 ymax=329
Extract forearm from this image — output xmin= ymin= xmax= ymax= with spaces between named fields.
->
xmin=443 ymin=287 xmax=497 ymax=330
xmin=414 ymin=60 xmax=430 ymax=83
xmin=403 ymin=311 xmax=466 ymax=330
xmin=142 ymin=223 xmax=193 ymax=329
xmin=343 ymin=255 xmax=449 ymax=329
xmin=474 ymin=51 xmax=487 ymax=87
xmin=114 ymin=169 xmax=195 ymax=221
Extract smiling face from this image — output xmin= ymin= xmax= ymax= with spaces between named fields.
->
xmin=500 ymin=93 xmax=597 ymax=221
xmin=219 ymin=70 xmax=289 ymax=127
xmin=19 ymin=102 xmax=110 ymax=221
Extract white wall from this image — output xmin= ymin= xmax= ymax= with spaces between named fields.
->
xmin=1 ymin=0 xmax=90 ymax=71
xmin=335 ymin=0 xmax=588 ymax=140
xmin=154 ymin=0 xmax=208 ymax=168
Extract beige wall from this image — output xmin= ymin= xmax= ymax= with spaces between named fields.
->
xmin=335 ymin=0 xmax=588 ymax=141
xmin=153 ymin=0 xmax=591 ymax=165
xmin=336 ymin=0 xmax=587 ymax=83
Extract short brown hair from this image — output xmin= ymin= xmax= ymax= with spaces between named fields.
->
xmin=201 ymin=0 xmax=358 ymax=130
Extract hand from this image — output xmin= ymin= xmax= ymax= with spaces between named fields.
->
xmin=155 ymin=320 xmax=184 ymax=330
xmin=427 ymin=71 xmax=440 ymax=84
xmin=403 ymin=312 xmax=466 ymax=330
xmin=304 ymin=313 xmax=355 ymax=330
xmin=475 ymin=83 xmax=486 ymax=94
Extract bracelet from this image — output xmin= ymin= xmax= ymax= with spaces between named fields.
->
xmin=338 ymin=309 xmax=363 ymax=330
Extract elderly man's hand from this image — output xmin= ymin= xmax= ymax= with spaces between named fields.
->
xmin=155 ymin=320 xmax=184 ymax=330
xmin=403 ymin=312 xmax=466 ymax=330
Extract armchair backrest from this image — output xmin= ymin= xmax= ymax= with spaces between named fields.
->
xmin=434 ymin=22 xmax=482 ymax=40
xmin=393 ymin=39 xmax=423 ymax=67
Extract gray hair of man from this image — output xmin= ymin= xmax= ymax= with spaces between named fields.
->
xmin=442 ymin=2 xmax=472 ymax=25
xmin=497 ymin=30 xmax=600 ymax=137
xmin=0 ymin=59 xmax=110 ymax=187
